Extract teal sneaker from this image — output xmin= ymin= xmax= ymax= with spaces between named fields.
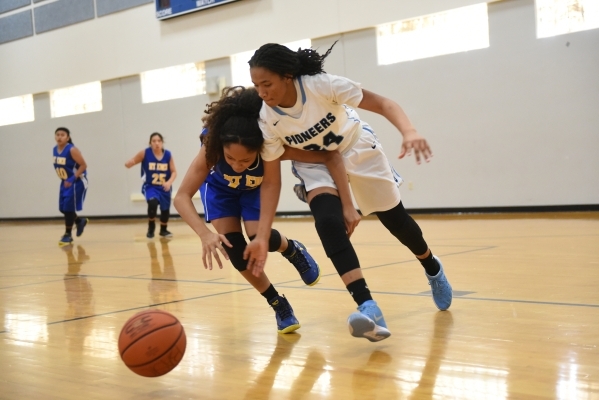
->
xmin=285 ymin=240 xmax=321 ymax=286
xmin=347 ymin=300 xmax=391 ymax=342
xmin=75 ymin=218 xmax=88 ymax=237
xmin=58 ymin=234 xmax=73 ymax=247
xmin=425 ymin=256 xmax=452 ymax=311
xmin=269 ymin=295 xmax=300 ymax=334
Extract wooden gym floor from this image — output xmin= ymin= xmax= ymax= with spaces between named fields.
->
xmin=0 ymin=212 xmax=598 ymax=399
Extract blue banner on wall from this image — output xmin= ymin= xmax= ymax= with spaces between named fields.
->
xmin=156 ymin=0 xmax=241 ymax=20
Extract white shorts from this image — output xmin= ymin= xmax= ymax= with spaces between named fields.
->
xmin=291 ymin=125 xmax=403 ymax=216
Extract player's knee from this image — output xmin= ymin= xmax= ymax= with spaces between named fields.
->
xmin=310 ymin=194 xmax=351 ymax=256
xmin=248 ymin=230 xmax=282 ymax=252
xmin=223 ymin=232 xmax=248 ymax=272
xmin=268 ymin=229 xmax=282 ymax=252
xmin=376 ymin=202 xmax=428 ymax=255
xmin=147 ymin=198 xmax=159 ymax=218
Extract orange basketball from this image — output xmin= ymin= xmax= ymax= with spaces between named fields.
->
xmin=118 ymin=309 xmax=186 ymax=377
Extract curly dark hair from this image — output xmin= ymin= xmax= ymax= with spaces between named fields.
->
xmin=248 ymin=41 xmax=337 ymax=78
xmin=202 ymin=86 xmax=263 ymax=169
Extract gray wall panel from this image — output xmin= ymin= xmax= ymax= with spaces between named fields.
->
xmin=34 ymin=0 xmax=94 ymax=34
xmin=0 ymin=0 xmax=30 ymax=15
xmin=33 ymin=0 xmax=48 ymax=3
xmin=0 ymin=10 xmax=32 ymax=44
xmin=96 ymin=0 xmax=152 ymax=17
xmin=0 ymin=0 xmax=598 ymax=217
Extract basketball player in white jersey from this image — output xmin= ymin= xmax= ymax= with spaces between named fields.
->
xmin=244 ymin=42 xmax=453 ymax=342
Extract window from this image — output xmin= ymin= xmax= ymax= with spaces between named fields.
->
xmin=376 ymin=3 xmax=489 ymax=65
xmin=50 ymin=82 xmax=102 ymax=118
xmin=0 ymin=95 xmax=34 ymax=127
xmin=231 ymin=39 xmax=312 ymax=87
xmin=140 ymin=63 xmax=206 ymax=104
xmin=536 ymin=0 xmax=599 ymax=38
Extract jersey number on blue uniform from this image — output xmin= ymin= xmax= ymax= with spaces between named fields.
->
xmin=55 ymin=167 xmax=68 ymax=180
xmin=152 ymin=173 xmax=166 ymax=185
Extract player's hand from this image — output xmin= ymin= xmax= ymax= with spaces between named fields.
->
xmin=199 ymin=231 xmax=231 ymax=270
xmin=63 ymin=180 xmax=72 ymax=188
xmin=244 ymin=237 xmax=268 ymax=277
xmin=162 ymin=182 xmax=172 ymax=191
xmin=343 ymin=205 xmax=361 ymax=238
xmin=399 ymin=130 xmax=433 ymax=164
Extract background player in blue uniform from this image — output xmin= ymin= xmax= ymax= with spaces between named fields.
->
xmin=53 ymin=127 xmax=89 ymax=247
xmin=174 ymin=86 xmax=353 ymax=333
xmin=125 ymin=133 xmax=178 ymax=238
xmin=245 ymin=43 xmax=453 ymax=342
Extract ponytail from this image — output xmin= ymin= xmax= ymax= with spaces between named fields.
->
xmin=249 ymin=41 xmax=338 ymax=78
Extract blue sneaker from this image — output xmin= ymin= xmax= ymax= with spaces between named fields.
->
xmin=58 ymin=234 xmax=73 ymax=247
xmin=285 ymin=240 xmax=321 ymax=286
xmin=269 ymin=295 xmax=301 ymax=334
xmin=75 ymin=218 xmax=88 ymax=237
xmin=347 ymin=300 xmax=391 ymax=342
xmin=425 ymin=256 xmax=452 ymax=311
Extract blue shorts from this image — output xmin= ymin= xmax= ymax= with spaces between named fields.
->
xmin=200 ymin=182 xmax=260 ymax=223
xmin=59 ymin=176 xmax=88 ymax=213
xmin=143 ymin=184 xmax=172 ymax=210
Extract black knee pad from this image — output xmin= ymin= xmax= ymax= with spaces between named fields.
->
xmin=309 ymin=194 xmax=352 ymax=257
xmin=147 ymin=198 xmax=159 ymax=219
xmin=223 ymin=232 xmax=248 ymax=272
xmin=160 ymin=209 xmax=170 ymax=224
xmin=248 ymin=229 xmax=283 ymax=252
xmin=376 ymin=201 xmax=428 ymax=255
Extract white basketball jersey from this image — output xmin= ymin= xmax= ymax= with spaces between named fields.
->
xmin=259 ymin=74 xmax=365 ymax=162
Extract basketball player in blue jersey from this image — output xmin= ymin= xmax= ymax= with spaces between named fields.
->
xmin=245 ymin=42 xmax=453 ymax=342
xmin=53 ymin=127 xmax=89 ymax=247
xmin=125 ymin=133 xmax=177 ymax=238
xmin=174 ymin=86 xmax=355 ymax=334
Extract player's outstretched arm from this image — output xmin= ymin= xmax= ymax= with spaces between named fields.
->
xmin=358 ymin=89 xmax=433 ymax=164
xmin=173 ymin=146 xmax=231 ymax=270
xmin=244 ymin=158 xmax=282 ymax=277
xmin=124 ymin=150 xmax=145 ymax=168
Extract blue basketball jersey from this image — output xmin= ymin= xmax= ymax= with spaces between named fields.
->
xmin=207 ymin=155 xmax=264 ymax=190
xmin=201 ymin=128 xmax=264 ymax=191
xmin=53 ymin=143 xmax=86 ymax=181
xmin=141 ymin=147 xmax=172 ymax=187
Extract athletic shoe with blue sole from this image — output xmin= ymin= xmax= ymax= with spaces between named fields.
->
xmin=270 ymin=295 xmax=301 ymax=334
xmin=75 ymin=218 xmax=88 ymax=237
xmin=348 ymin=300 xmax=391 ymax=342
xmin=425 ymin=256 xmax=453 ymax=311
xmin=285 ymin=240 xmax=321 ymax=286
